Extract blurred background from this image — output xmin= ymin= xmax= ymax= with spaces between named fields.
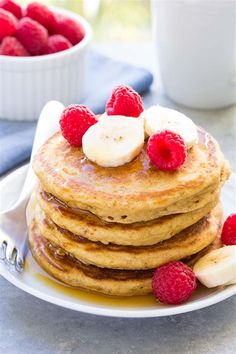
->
xmin=18 ymin=0 xmax=151 ymax=42
xmin=17 ymin=0 xmax=155 ymax=77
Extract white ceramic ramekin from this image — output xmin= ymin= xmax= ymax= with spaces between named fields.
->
xmin=0 ymin=8 xmax=92 ymax=121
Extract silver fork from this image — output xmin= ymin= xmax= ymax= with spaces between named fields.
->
xmin=0 ymin=101 xmax=64 ymax=272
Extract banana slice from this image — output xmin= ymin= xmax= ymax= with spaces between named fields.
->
xmin=99 ymin=112 xmax=145 ymax=127
xmin=97 ymin=113 xmax=109 ymax=122
xmin=82 ymin=115 xmax=144 ymax=167
xmin=193 ymin=246 xmax=236 ymax=288
xmin=144 ymin=105 xmax=198 ymax=148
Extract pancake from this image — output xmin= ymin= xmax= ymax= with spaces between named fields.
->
xmin=33 ymin=202 xmax=222 ymax=270
xmin=33 ymin=128 xmax=231 ymax=223
xmin=29 ymin=229 xmax=152 ymax=296
xmin=37 ymin=187 xmax=219 ymax=246
xmin=29 ymin=206 xmax=223 ymax=296
xmin=184 ymin=236 xmax=222 ymax=267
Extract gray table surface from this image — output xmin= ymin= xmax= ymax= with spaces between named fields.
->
xmin=0 ymin=43 xmax=236 ymax=354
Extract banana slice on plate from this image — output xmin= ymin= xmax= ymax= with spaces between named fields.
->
xmin=144 ymin=105 xmax=198 ymax=148
xmin=82 ymin=115 xmax=144 ymax=167
xmin=193 ymin=246 xmax=236 ymax=288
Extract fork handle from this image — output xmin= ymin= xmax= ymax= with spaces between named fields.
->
xmin=17 ymin=101 xmax=65 ymax=206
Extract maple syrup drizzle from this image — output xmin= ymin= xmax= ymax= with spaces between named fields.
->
xmin=26 ymin=255 xmax=157 ymax=308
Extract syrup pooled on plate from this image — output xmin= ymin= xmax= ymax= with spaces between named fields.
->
xmin=25 ymin=252 xmax=157 ymax=309
xmin=33 ymin=271 xmax=158 ymax=308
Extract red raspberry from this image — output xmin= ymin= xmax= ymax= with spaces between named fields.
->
xmin=0 ymin=36 xmax=29 ymax=56
xmin=152 ymin=261 xmax=197 ymax=305
xmin=0 ymin=8 xmax=17 ymax=41
xmin=147 ymin=130 xmax=187 ymax=171
xmin=17 ymin=17 xmax=48 ymax=55
xmin=60 ymin=105 xmax=97 ymax=147
xmin=54 ymin=14 xmax=85 ymax=45
xmin=221 ymin=214 xmax=236 ymax=245
xmin=0 ymin=0 xmax=22 ymax=19
xmin=106 ymin=85 xmax=144 ymax=117
xmin=26 ymin=2 xmax=56 ymax=34
xmin=41 ymin=34 xmax=72 ymax=55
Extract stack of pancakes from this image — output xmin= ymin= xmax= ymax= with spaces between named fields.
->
xmin=29 ymin=127 xmax=231 ymax=296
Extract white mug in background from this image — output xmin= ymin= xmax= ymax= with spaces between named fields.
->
xmin=152 ymin=0 xmax=236 ymax=109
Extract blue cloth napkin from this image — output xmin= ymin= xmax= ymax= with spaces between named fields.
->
xmin=0 ymin=51 xmax=153 ymax=175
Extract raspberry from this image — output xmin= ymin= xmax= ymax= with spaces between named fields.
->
xmin=147 ymin=130 xmax=187 ymax=171
xmin=0 ymin=0 xmax=22 ymax=19
xmin=60 ymin=105 xmax=97 ymax=147
xmin=26 ymin=2 xmax=56 ymax=34
xmin=0 ymin=36 xmax=29 ymax=56
xmin=152 ymin=261 xmax=197 ymax=305
xmin=221 ymin=214 xmax=236 ymax=245
xmin=54 ymin=14 xmax=85 ymax=45
xmin=106 ymin=85 xmax=144 ymax=117
xmin=41 ymin=34 xmax=72 ymax=55
xmin=0 ymin=8 xmax=17 ymax=41
xmin=17 ymin=17 xmax=48 ymax=55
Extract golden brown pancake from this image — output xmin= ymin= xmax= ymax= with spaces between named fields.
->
xmin=37 ymin=187 xmax=219 ymax=246
xmin=33 ymin=128 xmax=231 ymax=223
xmin=29 ymin=224 xmax=152 ymax=296
xmin=33 ymin=202 xmax=223 ymax=270
xmin=184 ymin=236 xmax=222 ymax=267
xmin=29 ymin=204 xmax=223 ymax=296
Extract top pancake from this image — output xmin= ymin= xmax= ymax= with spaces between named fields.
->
xmin=33 ymin=128 xmax=231 ymax=223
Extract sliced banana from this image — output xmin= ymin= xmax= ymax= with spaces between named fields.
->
xmin=97 ymin=112 xmax=109 ymax=122
xmin=99 ymin=112 xmax=145 ymax=127
xmin=144 ymin=105 xmax=198 ymax=148
xmin=82 ymin=115 xmax=144 ymax=167
xmin=193 ymin=246 xmax=236 ymax=288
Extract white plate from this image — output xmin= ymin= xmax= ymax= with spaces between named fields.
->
xmin=0 ymin=165 xmax=235 ymax=318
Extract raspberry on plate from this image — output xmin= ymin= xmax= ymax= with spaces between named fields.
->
xmin=152 ymin=261 xmax=197 ymax=305
xmin=0 ymin=8 xmax=17 ymax=41
xmin=0 ymin=0 xmax=22 ymax=19
xmin=0 ymin=36 xmax=29 ymax=56
xmin=17 ymin=17 xmax=48 ymax=55
xmin=54 ymin=14 xmax=85 ymax=45
xmin=147 ymin=130 xmax=187 ymax=171
xmin=26 ymin=1 xmax=56 ymax=34
xmin=60 ymin=104 xmax=97 ymax=147
xmin=106 ymin=84 xmax=144 ymax=117
xmin=221 ymin=214 xmax=236 ymax=245
xmin=41 ymin=34 xmax=72 ymax=55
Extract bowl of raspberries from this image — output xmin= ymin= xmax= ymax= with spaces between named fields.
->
xmin=0 ymin=1 xmax=92 ymax=120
